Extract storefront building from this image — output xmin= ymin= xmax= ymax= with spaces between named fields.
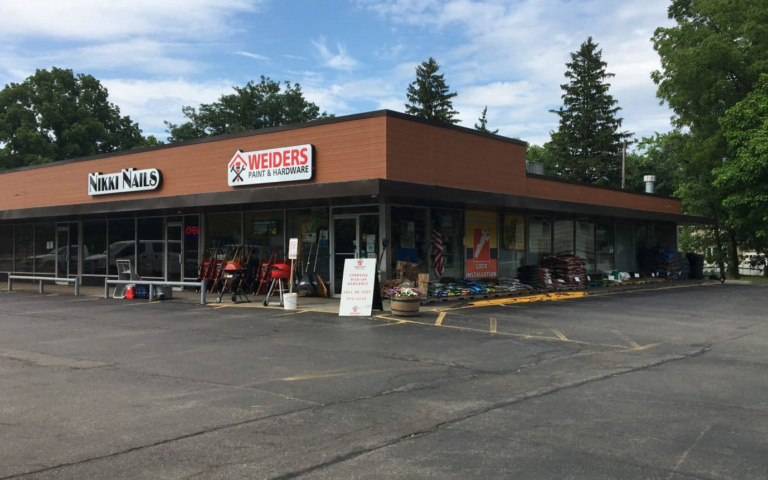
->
xmin=0 ymin=110 xmax=701 ymax=295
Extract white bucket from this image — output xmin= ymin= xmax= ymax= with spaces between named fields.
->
xmin=284 ymin=293 xmax=298 ymax=310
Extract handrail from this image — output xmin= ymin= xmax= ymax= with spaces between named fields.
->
xmin=7 ymin=275 xmax=80 ymax=296
xmin=104 ymin=279 xmax=207 ymax=305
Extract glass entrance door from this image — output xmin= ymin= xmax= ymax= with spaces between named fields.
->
xmin=55 ymin=223 xmax=78 ymax=281
xmin=333 ymin=217 xmax=357 ymax=295
xmin=332 ymin=214 xmax=379 ymax=296
xmin=166 ymin=222 xmax=183 ymax=284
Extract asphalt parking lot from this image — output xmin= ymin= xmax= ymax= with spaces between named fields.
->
xmin=0 ymin=283 xmax=766 ymax=479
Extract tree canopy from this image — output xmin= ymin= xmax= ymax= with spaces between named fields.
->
xmin=652 ymin=0 xmax=768 ymax=275
xmin=165 ymin=76 xmax=328 ymax=143
xmin=474 ymin=106 xmax=498 ymax=134
xmin=0 ymin=67 xmax=153 ymax=170
xmin=624 ymin=132 xmax=684 ymax=198
xmin=716 ymin=74 xmax=768 ymax=262
xmin=547 ymin=37 xmax=630 ymax=186
xmin=405 ymin=57 xmax=459 ymax=124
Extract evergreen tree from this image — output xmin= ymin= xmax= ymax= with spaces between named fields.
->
xmin=474 ymin=106 xmax=498 ymax=134
xmin=548 ymin=37 xmax=630 ymax=186
xmin=405 ymin=57 xmax=459 ymax=124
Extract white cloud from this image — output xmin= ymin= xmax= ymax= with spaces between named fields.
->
xmin=101 ymin=78 xmax=235 ymax=139
xmin=358 ymin=0 xmax=675 ymax=145
xmin=235 ymin=51 xmax=271 ymax=62
xmin=312 ymin=37 xmax=360 ymax=71
xmin=0 ymin=0 xmax=264 ymax=41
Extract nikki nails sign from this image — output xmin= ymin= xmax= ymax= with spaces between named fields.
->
xmin=228 ymin=144 xmax=314 ymax=187
xmin=88 ymin=168 xmax=162 ymax=196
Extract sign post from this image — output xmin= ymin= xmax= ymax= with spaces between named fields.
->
xmin=288 ymin=238 xmax=299 ymax=294
xmin=339 ymin=258 xmax=377 ymax=316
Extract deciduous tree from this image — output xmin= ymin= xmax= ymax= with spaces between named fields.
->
xmin=716 ymin=74 xmax=768 ymax=274
xmin=0 ymin=67 xmax=150 ymax=170
xmin=165 ymin=76 xmax=328 ymax=142
xmin=652 ymin=0 xmax=768 ymax=276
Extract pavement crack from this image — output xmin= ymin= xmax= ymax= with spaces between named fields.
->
xmin=266 ymin=345 xmax=713 ymax=480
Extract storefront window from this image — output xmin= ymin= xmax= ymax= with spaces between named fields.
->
xmin=137 ymin=217 xmax=164 ymax=278
xmin=575 ymin=219 xmax=595 ymax=272
xmin=15 ymin=224 xmax=33 ymax=273
xmin=286 ymin=208 xmax=329 ymax=283
xmin=184 ymin=216 xmax=201 ymax=279
xmin=206 ymin=212 xmax=242 ymax=259
xmin=244 ymin=211 xmax=284 ymax=261
xmin=391 ymin=206 xmax=427 ymax=273
xmin=553 ymin=217 xmax=574 ymax=255
xmin=596 ymin=221 xmax=614 ymax=272
xmin=34 ymin=223 xmax=56 ymax=274
xmin=649 ymin=222 xmax=677 ymax=250
xmin=108 ymin=218 xmax=135 ymax=276
xmin=431 ymin=209 xmax=464 ymax=280
xmin=528 ymin=216 xmax=551 ymax=265
xmin=615 ymin=221 xmax=646 ymax=272
xmin=0 ymin=226 xmax=12 ymax=272
xmin=499 ymin=213 xmax=525 ymax=278
xmin=83 ymin=220 xmax=107 ymax=276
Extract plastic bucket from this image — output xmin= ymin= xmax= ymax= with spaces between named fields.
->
xmin=284 ymin=293 xmax=298 ymax=310
xmin=125 ymin=285 xmax=135 ymax=300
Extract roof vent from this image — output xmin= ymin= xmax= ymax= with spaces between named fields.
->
xmin=527 ymin=161 xmax=545 ymax=175
xmin=644 ymin=175 xmax=656 ymax=194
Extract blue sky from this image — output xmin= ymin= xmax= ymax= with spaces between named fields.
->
xmin=0 ymin=0 xmax=675 ymax=147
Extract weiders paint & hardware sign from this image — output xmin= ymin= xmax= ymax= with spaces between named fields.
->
xmin=228 ymin=144 xmax=314 ymax=187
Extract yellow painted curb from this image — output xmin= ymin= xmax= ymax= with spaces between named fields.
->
xmin=468 ymin=291 xmax=588 ymax=307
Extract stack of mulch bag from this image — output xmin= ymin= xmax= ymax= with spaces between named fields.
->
xmin=541 ymin=255 xmax=587 ymax=286
xmin=516 ymin=265 xmax=552 ymax=289
xmin=642 ymin=247 xmax=682 ymax=278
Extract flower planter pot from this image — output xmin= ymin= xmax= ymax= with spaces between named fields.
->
xmin=390 ymin=295 xmax=420 ymax=317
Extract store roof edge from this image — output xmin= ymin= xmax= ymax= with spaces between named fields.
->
xmin=0 ymin=111 xmax=526 ymax=176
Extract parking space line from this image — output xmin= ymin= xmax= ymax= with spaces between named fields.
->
xmin=379 ymin=315 xmax=631 ymax=349
xmin=550 ymin=328 xmax=569 ymax=341
xmin=435 ymin=312 xmax=446 ymax=326
xmin=612 ymin=330 xmax=641 ymax=349
xmin=270 ymin=310 xmax=312 ymax=317
xmin=490 ymin=317 xmax=497 ymax=333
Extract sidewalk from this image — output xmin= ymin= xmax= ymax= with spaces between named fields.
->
xmin=5 ymin=278 xmax=724 ymax=314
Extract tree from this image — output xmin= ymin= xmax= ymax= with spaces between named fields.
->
xmin=715 ymin=74 xmax=768 ymax=274
xmin=165 ymin=76 xmax=329 ymax=143
xmin=548 ymin=37 xmax=630 ymax=186
xmin=624 ymin=132 xmax=685 ymax=198
xmin=474 ymin=106 xmax=498 ymax=134
xmin=405 ymin=57 xmax=459 ymax=124
xmin=652 ymin=0 xmax=768 ymax=277
xmin=0 ymin=67 xmax=150 ymax=170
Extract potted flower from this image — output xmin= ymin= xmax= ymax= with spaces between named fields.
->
xmin=387 ymin=286 xmax=423 ymax=317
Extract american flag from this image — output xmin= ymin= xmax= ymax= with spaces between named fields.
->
xmin=432 ymin=227 xmax=444 ymax=279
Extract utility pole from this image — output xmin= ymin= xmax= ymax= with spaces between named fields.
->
xmin=621 ymin=139 xmax=626 ymax=189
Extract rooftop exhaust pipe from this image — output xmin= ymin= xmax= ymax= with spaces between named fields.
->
xmin=644 ymin=175 xmax=656 ymax=194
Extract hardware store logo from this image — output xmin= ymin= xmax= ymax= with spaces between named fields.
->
xmin=228 ymin=144 xmax=314 ymax=187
